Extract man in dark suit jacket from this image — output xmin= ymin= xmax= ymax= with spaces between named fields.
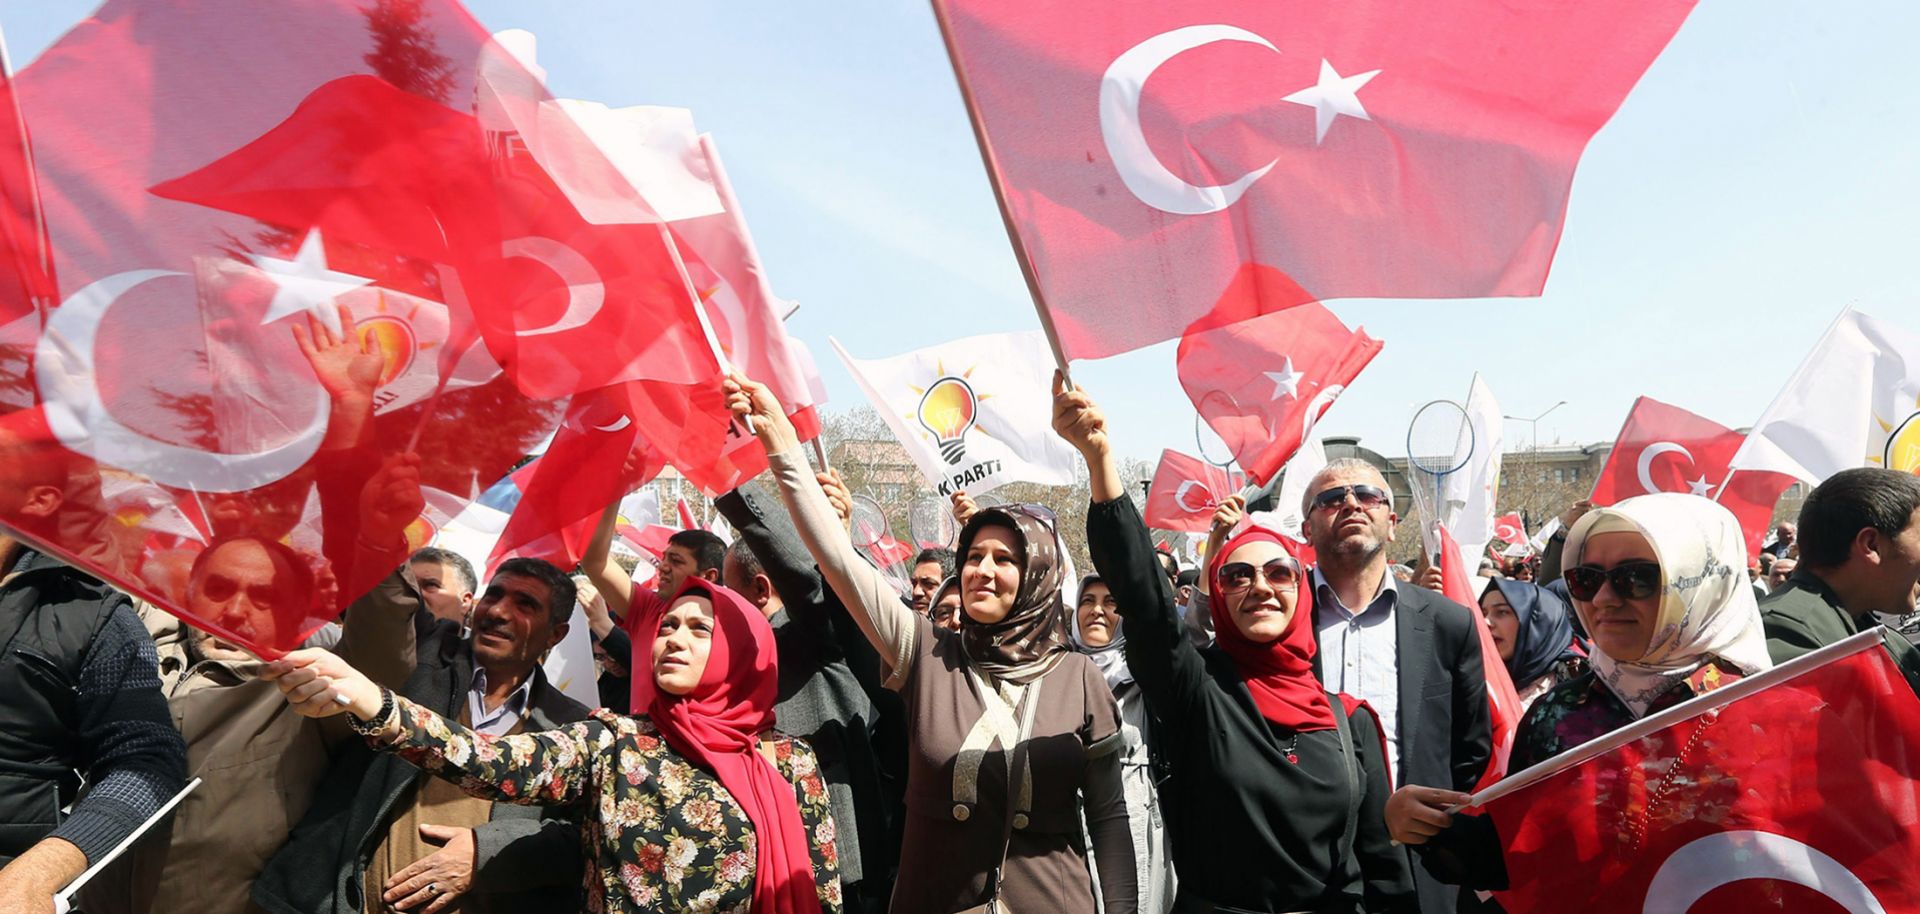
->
xmin=254 ymin=558 xmax=590 ymax=914
xmin=1762 ymin=468 xmax=1920 ymax=662
xmin=1302 ymin=458 xmax=1491 ymax=914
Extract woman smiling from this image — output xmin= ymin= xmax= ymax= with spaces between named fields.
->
xmin=1387 ymin=493 xmax=1771 ymax=905
xmin=262 ymin=579 xmax=843 ymax=914
xmin=725 ymin=373 xmax=1138 ymax=914
xmin=1056 ymin=376 xmax=1414 ymax=914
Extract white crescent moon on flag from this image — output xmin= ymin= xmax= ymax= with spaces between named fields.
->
xmin=1174 ymin=479 xmax=1213 ymax=513
xmin=35 ymin=270 xmax=331 ymax=493
xmin=591 ymin=415 xmax=631 ymax=433
xmin=1641 ymin=830 xmax=1887 ymax=914
xmin=504 ymin=235 xmax=606 ymax=337
xmin=1635 ymin=441 xmax=1695 ymax=495
xmin=1100 ymin=25 xmax=1280 ymax=216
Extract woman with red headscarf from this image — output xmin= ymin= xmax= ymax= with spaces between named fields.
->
xmin=1056 ymin=377 xmax=1416 ymax=914
xmin=261 ymin=578 xmax=841 ymax=914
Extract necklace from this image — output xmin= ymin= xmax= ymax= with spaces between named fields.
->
xmin=1283 ymin=732 xmax=1300 ymax=765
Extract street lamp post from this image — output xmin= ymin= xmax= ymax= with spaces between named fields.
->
xmin=1503 ymin=401 xmax=1567 ymax=526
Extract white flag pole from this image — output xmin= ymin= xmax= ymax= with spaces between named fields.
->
xmin=54 ymin=778 xmax=202 ymax=914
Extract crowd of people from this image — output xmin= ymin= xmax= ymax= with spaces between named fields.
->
xmin=2 ymin=369 xmax=1919 ymax=914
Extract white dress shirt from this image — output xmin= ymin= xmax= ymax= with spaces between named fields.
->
xmin=468 ymin=666 xmax=537 ymax=737
xmin=1312 ymin=567 xmax=1402 ymax=780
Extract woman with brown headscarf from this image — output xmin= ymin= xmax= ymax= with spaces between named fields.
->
xmin=726 ymin=373 xmax=1138 ymax=914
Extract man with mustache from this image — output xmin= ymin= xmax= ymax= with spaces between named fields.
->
xmin=255 ymin=556 xmax=590 ymax=914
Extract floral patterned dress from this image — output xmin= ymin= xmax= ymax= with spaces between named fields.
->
xmin=371 ymin=696 xmax=843 ymax=914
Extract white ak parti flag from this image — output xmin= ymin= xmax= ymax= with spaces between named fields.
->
xmin=1730 ymin=309 xmax=1920 ymax=484
xmin=830 ymin=331 xmax=1077 ymax=497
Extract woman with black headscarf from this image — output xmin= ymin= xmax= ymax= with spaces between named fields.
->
xmin=1479 ymin=579 xmax=1587 ymax=713
xmin=1056 ymin=377 xmax=1415 ymax=914
xmin=727 ymin=374 xmax=1137 ymax=914
xmin=1073 ymin=573 xmax=1175 ymax=911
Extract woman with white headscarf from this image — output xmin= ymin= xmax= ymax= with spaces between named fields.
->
xmin=1073 ymin=573 xmax=1175 ymax=912
xmin=1385 ymin=493 xmax=1772 ymax=903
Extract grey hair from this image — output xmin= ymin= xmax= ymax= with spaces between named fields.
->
xmin=1299 ymin=457 xmax=1392 ymax=516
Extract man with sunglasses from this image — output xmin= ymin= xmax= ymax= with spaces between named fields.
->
xmin=1301 ymin=459 xmax=1491 ymax=914
xmin=1761 ymin=468 xmax=1920 ymax=662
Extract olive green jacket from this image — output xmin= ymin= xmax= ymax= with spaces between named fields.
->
xmin=1759 ymin=569 xmax=1872 ymax=664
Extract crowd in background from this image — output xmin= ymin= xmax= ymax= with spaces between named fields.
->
xmin=1 ymin=370 xmax=1918 ymax=914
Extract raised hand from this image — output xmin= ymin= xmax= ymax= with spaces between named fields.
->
xmin=722 ymin=371 xmax=798 ymax=454
xmin=1206 ymin=493 xmax=1247 ymax=557
xmin=293 ymin=303 xmax=384 ymax=404
xmin=357 ymin=452 xmax=425 ymax=550
xmin=818 ymin=469 xmax=854 ymax=530
xmin=1049 ymin=369 xmax=1109 ymax=458
xmin=951 ymin=490 xmax=979 ymax=527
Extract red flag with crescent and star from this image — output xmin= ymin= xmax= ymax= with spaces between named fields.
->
xmin=1143 ymin=448 xmax=1243 ymax=532
xmin=1491 ymin=512 xmax=1528 ymax=546
xmin=1176 ymin=276 xmax=1382 ymax=486
xmin=1478 ymin=630 xmax=1920 ymax=912
xmin=0 ymin=0 xmax=613 ymax=656
xmin=932 ymin=0 xmax=1697 ymax=360
xmin=487 ymin=385 xmax=665 ymax=571
xmin=1589 ymin=397 xmax=1795 ymax=558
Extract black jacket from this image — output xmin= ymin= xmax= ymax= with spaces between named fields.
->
xmin=715 ymin=483 xmax=899 ymax=911
xmin=253 ymin=595 xmax=590 ymax=914
xmin=1089 ymin=498 xmax=1416 ymax=913
xmin=1328 ymin=578 xmax=1492 ymax=914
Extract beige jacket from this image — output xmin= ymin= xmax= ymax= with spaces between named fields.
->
xmin=139 ymin=570 xmax=422 ymax=914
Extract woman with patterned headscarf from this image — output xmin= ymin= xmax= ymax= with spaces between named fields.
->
xmin=1387 ymin=493 xmax=1772 ymax=902
xmin=726 ymin=374 xmax=1138 ymax=914
xmin=1056 ymin=378 xmax=1414 ymax=914
xmin=261 ymin=577 xmax=843 ymax=913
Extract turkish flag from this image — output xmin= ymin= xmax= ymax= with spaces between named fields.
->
xmin=1481 ymin=630 xmax=1920 ymax=912
xmin=934 ymin=0 xmax=1697 ymax=360
xmin=488 ymin=386 xmax=664 ymax=570
xmin=1438 ymin=523 xmax=1520 ymax=789
xmin=150 ymin=72 xmax=722 ymax=400
xmin=671 ymin=136 xmax=821 ymax=441
xmin=1491 ymin=512 xmax=1527 ymax=545
xmin=1590 ymin=397 xmax=1795 ymax=558
xmin=0 ymin=0 xmax=577 ymax=656
xmin=1177 ymin=270 xmax=1382 ymax=485
xmin=1143 ymin=448 xmax=1241 ymax=532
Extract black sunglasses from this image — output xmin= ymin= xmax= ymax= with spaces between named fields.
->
xmin=1218 ymin=557 xmax=1303 ymax=595
xmin=1310 ymin=484 xmax=1391 ymax=512
xmin=1563 ymin=561 xmax=1662 ymax=602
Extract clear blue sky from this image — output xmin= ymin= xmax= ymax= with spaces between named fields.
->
xmin=6 ymin=0 xmax=1918 ymax=465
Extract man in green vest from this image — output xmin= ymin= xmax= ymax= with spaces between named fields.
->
xmin=1761 ymin=468 xmax=1920 ymax=662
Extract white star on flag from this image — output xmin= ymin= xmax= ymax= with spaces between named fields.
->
xmin=1282 ymin=59 xmax=1382 ymax=144
xmin=248 ymin=228 xmax=374 ymax=335
xmin=1266 ymin=358 xmax=1304 ymax=400
xmin=1687 ymin=475 xmax=1715 ymax=497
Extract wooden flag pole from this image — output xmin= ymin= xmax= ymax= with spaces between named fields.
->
xmin=925 ymin=0 xmax=1072 ymax=382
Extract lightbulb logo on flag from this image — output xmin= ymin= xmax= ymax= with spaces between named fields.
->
xmin=832 ymin=332 xmax=1076 ymax=499
xmin=1873 ymin=395 xmax=1920 ymax=474
xmin=913 ymin=370 xmax=983 ymax=465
